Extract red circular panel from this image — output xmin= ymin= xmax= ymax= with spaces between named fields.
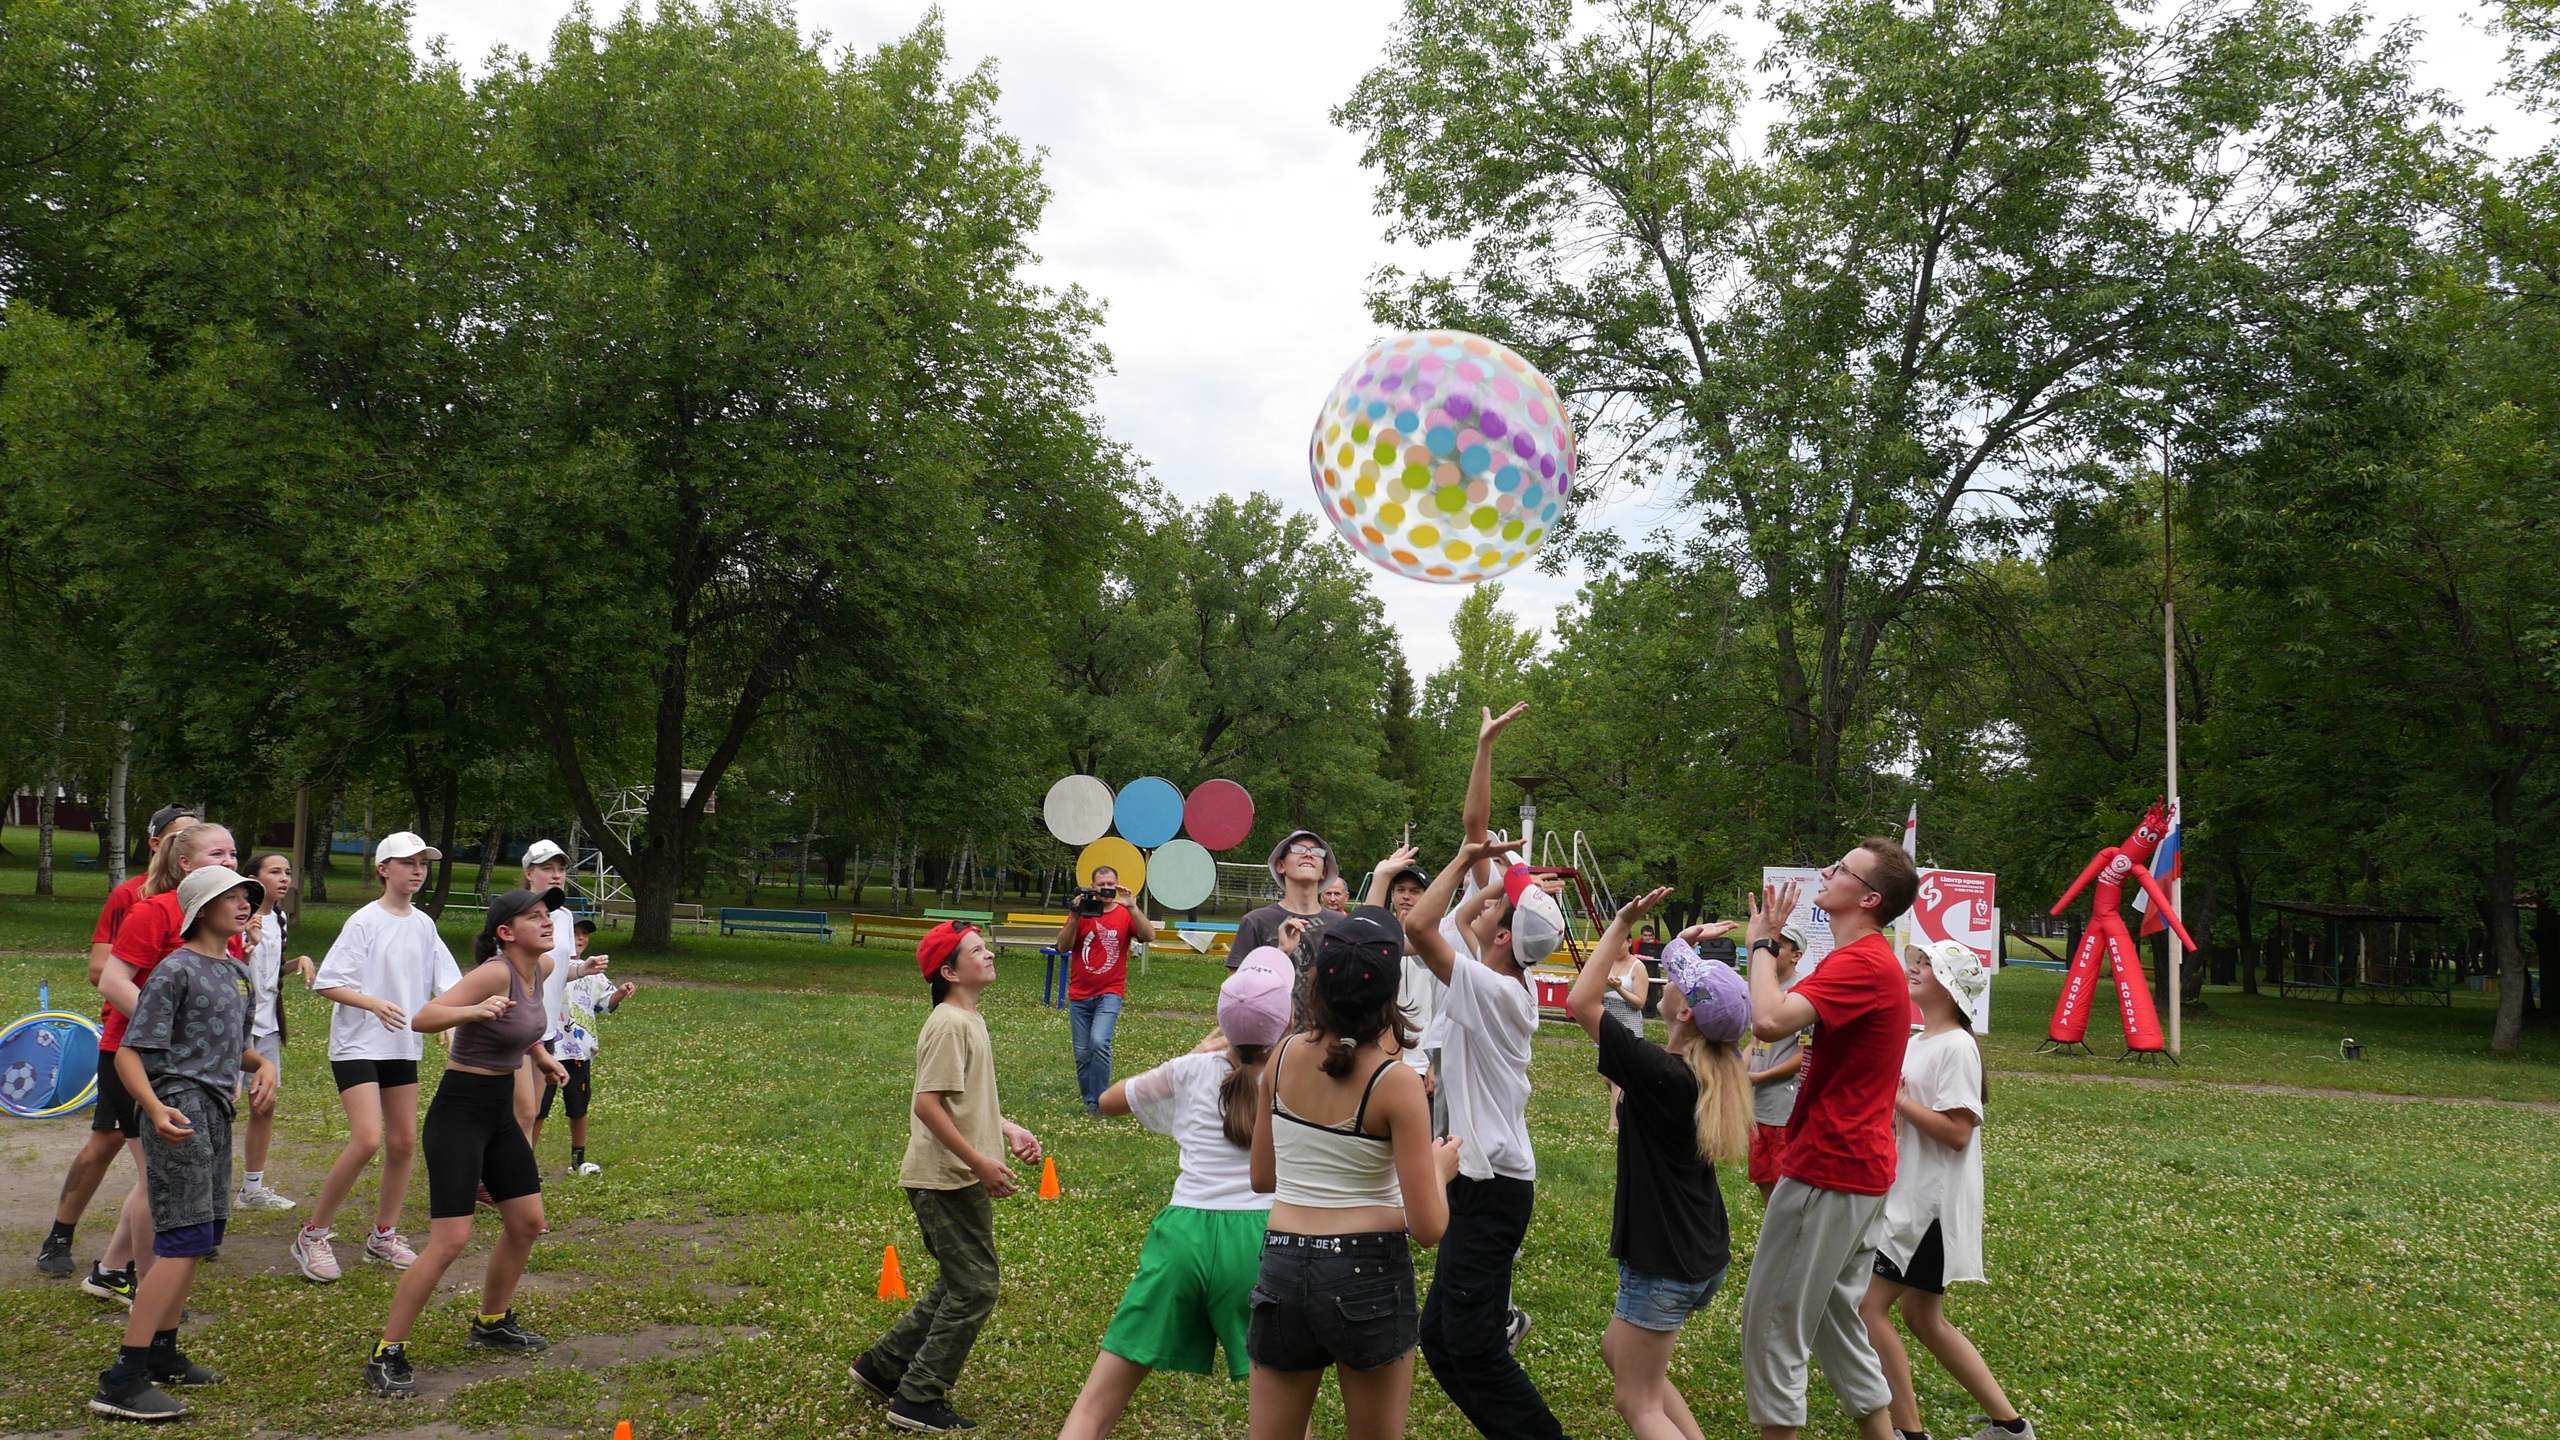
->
xmin=1183 ymin=779 xmax=1256 ymax=852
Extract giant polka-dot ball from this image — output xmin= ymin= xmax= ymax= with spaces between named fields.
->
xmin=1309 ymin=330 xmax=1575 ymax=584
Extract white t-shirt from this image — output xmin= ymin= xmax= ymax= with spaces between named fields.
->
xmin=1398 ymin=955 xmax=1445 ymax=1076
xmin=247 ymin=913 xmax=285 ymax=1039
xmin=1437 ymin=954 xmax=1537 ymax=1181
xmin=538 ymin=907 xmax=581 ymax=1041
xmin=315 ymin=901 xmax=465 ymax=1062
xmin=1416 ymin=878 xmax=1484 ymax=1059
xmin=1877 ymin=1026 xmax=1987 ymax=1285
xmin=1124 ymin=1050 xmax=1270 ymax=1212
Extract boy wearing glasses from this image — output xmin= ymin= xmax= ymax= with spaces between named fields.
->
xmin=1223 ymin=830 xmax=1339 ymax=987
xmin=1739 ymin=841 xmax=1922 ymax=1440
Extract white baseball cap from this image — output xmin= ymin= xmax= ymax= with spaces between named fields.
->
xmin=374 ymin=831 xmax=440 ymax=866
xmin=522 ymin=838 xmax=568 ymax=867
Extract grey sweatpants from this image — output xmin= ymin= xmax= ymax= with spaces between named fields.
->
xmin=1740 ymin=1177 xmax=1893 ymax=1428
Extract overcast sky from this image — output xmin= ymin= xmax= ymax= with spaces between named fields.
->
xmin=409 ymin=0 xmax=2544 ymax=676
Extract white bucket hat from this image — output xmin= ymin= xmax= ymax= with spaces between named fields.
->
xmin=176 ymin=866 xmax=260 ymax=934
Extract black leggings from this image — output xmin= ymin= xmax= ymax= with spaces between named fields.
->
xmin=422 ymin=1070 xmax=541 ymax=1219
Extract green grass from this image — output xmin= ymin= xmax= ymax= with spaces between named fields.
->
xmin=2 ymin=856 xmax=2557 ymax=1437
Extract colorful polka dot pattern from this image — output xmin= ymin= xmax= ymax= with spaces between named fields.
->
xmin=1308 ymin=330 xmax=1576 ymax=585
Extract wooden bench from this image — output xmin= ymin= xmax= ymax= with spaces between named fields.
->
xmin=848 ymin=913 xmax=936 ymax=949
xmin=924 ymin=908 xmax=996 ymax=928
xmin=718 ymin=907 xmax=833 ymax=942
xmin=595 ymin=900 xmax=709 ymax=933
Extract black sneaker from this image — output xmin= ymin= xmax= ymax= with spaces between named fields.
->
xmin=36 ymin=1233 xmax=75 ymax=1277
xmin=148 ymin=1352 xmax=222 ymax=1387
xmin=886 ymin=1397 xmax=978 ymax=1433
xmin=363 ymin=1345 xmax=416 ymax=1397
xmin=89 ymin=1371 xmax=188 ymax=1421
xmin=1505 ymin=1303 xmax=1532 ymax=1353
xmin=467 ymin=1311 xmax=549 ymax=1352
xmin=850 ymin=1350 xmax=902 ymax=1403
xmin=82 ymin=1262 xmax=137 ymax=1307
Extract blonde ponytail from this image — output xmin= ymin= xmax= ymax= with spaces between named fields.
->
xmin=1684 ymin=1036 xmax=1753 ymax=1163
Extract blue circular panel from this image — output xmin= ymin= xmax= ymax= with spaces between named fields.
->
xmin=1114 ymin=776 xmax=1185 ymax=849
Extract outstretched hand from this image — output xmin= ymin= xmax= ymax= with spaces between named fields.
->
xmin=1371 ymin=844 xmax=1421 ymax=894
xmin=1478 ymin=702 xmax=1528 ymax=746
xmin=1748 ymin=880 xmax=1802 ymax=946
xmin=1681 ymin=920 xmax=1741 ymax=943
xmin=1616 ymin=887 xmax=1674 ymax=927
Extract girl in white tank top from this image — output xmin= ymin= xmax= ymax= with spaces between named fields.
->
xmin=1245 ymin=899 xmax=1462 ymax=1440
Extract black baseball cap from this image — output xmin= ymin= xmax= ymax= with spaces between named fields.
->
xmin=475 ymin=889 xmax=550 ymax=961
xmin=1318 ymin=906 xmax=1404 ymax=968
xmin=147 ymin=804 xmax=196 ymax=839
xmin=1384 ymin=864 xmax=1430 ymax=893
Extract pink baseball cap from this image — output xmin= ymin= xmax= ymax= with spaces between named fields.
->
xmin=1218 ymin=962 xmax=1295 ymax=1047
xmin=1237 ymin=945 xmax=1294 ymax=976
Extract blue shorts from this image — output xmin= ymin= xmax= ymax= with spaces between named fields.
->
xmin=154 ymin=1220 xmax=226 ymax=1260
xmin=1613 ymin=1260 xmax=1726 ymax=1332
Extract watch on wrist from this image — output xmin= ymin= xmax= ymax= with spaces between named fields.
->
xmin=1749 ymin=937 xmax=1780 ymax=958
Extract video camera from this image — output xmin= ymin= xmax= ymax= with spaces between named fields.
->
xmin=1070 ymin=885 xmax=1117 ymax=917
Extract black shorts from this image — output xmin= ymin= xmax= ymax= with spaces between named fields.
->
xmin=1247 ymin=1230 xmax=1418 ymax=1373
xmin=422 ymin=1070 xmax=541 ymax=1219
xmin=538 ymin=1058 xmax=591 ymax=1121
xmin=91 ymin=1055 xmax=141 ymax=1137
xmin=331 ymin=1057 xmax=421 ymax=1093
xmin=1874 ymin=1219 xmax=1946 ymax=1295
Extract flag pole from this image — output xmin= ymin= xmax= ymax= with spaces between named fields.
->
xmin=2163 ymin=426 xmax=2183 ymax=1058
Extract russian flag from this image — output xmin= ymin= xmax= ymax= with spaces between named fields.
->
xmin=2134 ymin=798 xmax=2182 ymax=934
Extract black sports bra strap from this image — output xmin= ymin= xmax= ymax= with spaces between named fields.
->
xmin=1350 ymin=1055 xmax=1397 ymax=1134
xmin=1269 ymin=1037 xmax=1289 ymax=1111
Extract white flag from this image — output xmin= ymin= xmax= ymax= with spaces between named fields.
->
xmin=1902 ymin=802 xmax=1919 ymax=859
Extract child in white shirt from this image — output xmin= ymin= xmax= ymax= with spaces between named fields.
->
xmin=1859 ymin=940 xmax=2034 ymax=1440
xmin=543 ymin=919 xmax=634 ymax=1175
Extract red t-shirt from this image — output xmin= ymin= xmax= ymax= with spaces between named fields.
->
xmin=101 ymin=890 xmax=241 ymax=1052
xmin=1780 ymin=932 xmax=1915 ymax=1196
xmin=1067 ymin=907 xmax=1135 ymax=1001
xmin=92 ymin=874 xmax=146 ymax=947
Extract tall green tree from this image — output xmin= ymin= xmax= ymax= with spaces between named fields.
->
xmin=472 ymin=2 xmax=1121 ymax=946
xmin=1340 ymin=0 xmax=2447 ymax=849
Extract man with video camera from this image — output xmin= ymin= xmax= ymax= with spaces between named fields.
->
xmin=1053 ymin=867 xmax=1156 ymax=1114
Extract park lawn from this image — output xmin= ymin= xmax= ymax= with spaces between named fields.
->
xmin=0 ymin=864 xmax=2555 ymax=1436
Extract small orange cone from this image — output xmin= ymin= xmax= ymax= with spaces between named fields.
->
xmin=878 ymin=1244 xmax=909 ymax=1300
xmin=1037 ymin=1156 xmax=1062 ymax=1200
xmin=613 ymin=1424 xmax=632 ymax=1440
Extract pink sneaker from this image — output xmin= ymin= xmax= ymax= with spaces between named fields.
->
xmin=363 ymin=1230 xmax=418 ymax=1270
xmin=290 ymin=1227 xmax=340 ymax=1283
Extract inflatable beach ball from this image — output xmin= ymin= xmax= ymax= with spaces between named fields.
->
xmin=1309 ymin=330 xmax=1576 ymax=584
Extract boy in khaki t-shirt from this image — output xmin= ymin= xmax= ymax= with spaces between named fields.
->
xmin=856 ymin=923 xmax=1043 ymax=1433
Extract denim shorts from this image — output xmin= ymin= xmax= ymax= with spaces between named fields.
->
xmin=1247 ymin=1230 xmax=1417 ymax=1373
xmin=1614 ymin=1259 xmax=1727 ymax=1332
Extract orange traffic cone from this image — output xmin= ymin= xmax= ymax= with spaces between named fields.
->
xmin=1038 ymin=1155 xmax=1062 ymax=1200
xmin=878 ymin=1244 xmax=909 ymax=1300
xmin=613 ymin=1424 xmax=633 ymax=1440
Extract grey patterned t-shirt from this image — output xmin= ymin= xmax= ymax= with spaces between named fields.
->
xmin=124 ymin=945 xmax=252 ymax=1114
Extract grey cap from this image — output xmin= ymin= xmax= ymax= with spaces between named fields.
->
xmin=1267 ymin=829 xmax=1339 ymax=882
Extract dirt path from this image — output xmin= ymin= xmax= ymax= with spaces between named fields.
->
xmin=1992 ymin=1069 xmax=2560 ymax=1114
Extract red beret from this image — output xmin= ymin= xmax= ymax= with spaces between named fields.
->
xmin=917 ymin=921 xmax=977 ymax=979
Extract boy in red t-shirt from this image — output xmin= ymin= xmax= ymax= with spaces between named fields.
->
xmin=1739 ymin=839 xmax=1921 ymax=1440
xmin=1051 ymin=866 xmax=1154 ymax=1114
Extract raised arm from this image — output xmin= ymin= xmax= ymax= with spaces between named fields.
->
xmin=1747 ymin=880 xmax=1821 ymax=1042
xmin=1404 ymin=838 xmax=1517 ymax=986
xmin=1570 ymin=887 xmax=1669 ymax=1039
xmin=1464 ymin=703 xmax=1528 ymax=886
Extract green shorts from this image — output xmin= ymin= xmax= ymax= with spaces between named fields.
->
xmin=1099 ymin=1205 xmax=1270 ymax=1379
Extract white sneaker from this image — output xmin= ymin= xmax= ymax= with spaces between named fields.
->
xmin=1971 ymin=1418 xmax=2036 ymax=1440
xmin=235 ymin=1184 xmax=296 ymax=1212
xmin=362 ymin=1229 xmax=418 ymax=1269
xmin=289 ymin=1227 xmax=340 ymax=1283
xmin=575 ymin=1161 xmax=601 ymax=1177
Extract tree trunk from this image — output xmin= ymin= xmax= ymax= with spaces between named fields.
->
xmin=305 ymin=786 xmax=337 ymax=903
xmin=2489 ymin=770 xmax=2528 ymax=1053
xmin=107 ymin=720 xmax=130 ymax=887
xmin=425 ymin=766 xmax=461 ymax=920
xmin=475 ymin=818 xmax=504 ymax=904
xmin=2231 ymin=858 xmax=2258 ymax=996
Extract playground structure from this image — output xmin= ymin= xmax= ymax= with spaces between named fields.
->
xmin=2263 ymin=901 xmax=2456 ymax=1005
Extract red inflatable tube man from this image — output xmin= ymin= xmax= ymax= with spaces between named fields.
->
xmin=2045 ymin=800 xmax=2197 ymax=1053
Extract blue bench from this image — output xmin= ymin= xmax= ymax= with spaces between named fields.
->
xmin=719 ymin=907 xmax=833 ymax=941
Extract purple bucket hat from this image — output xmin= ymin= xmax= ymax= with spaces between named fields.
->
xmin=1659 ymin=938 xmax=1749 ymax=1042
